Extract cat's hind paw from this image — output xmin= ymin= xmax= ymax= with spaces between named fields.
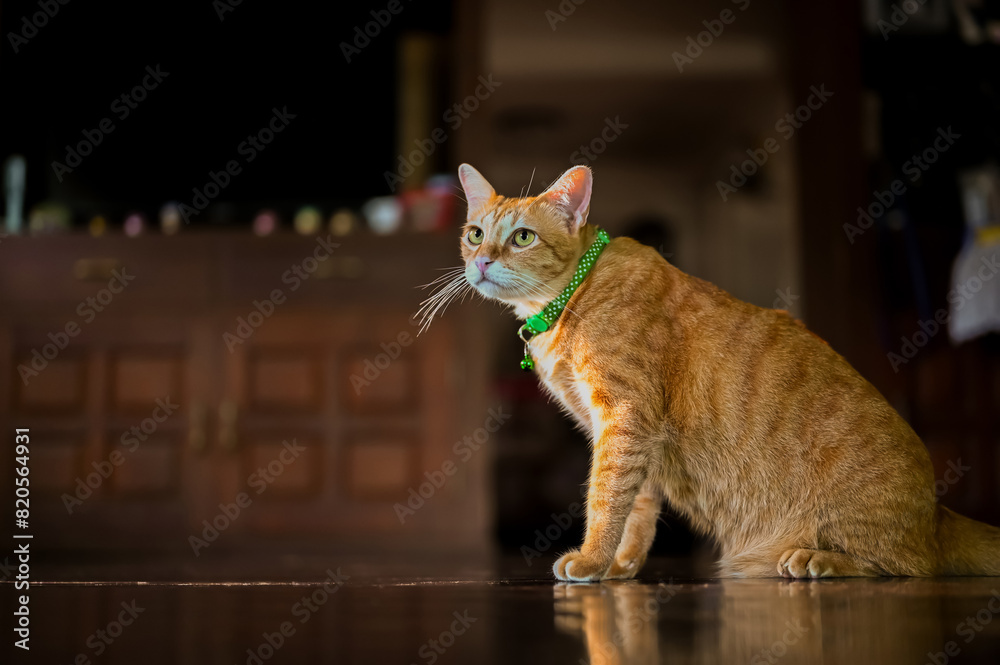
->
xmin=779 ymin=549 xmax=833 ymax=578
xmin=605 ymin=552 xmax=647 ymax=580
xmin=777 ymin=548 xmax=879 ymax=578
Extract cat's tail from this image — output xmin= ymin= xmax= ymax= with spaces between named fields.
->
xmin=936 ymin=506 xmax=1000 ymax=576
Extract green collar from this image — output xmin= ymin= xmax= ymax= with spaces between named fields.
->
xmin=518 ymin=227 xmax=611 ymax=371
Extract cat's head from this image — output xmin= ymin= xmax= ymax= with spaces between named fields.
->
xmin=457 ymin=164 xmax=594 ymax=309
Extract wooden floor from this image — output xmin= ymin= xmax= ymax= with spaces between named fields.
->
xmin=9 ymin=554 xmax=1000 ymax=664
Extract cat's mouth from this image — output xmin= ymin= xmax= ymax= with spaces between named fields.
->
xmin=468 ymin=270 xmax=529 ymax=303
xmin=474 ymin=275 xmax=499 ymax=289
xmin=471 ymin=274 xmax=510 ymax=298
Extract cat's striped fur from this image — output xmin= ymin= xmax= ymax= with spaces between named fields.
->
xmin=454 ymin=163 xmax=1000 ymax=581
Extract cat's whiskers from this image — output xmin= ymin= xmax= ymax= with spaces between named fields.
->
xmin=512 ymin=278 xmax=549 ymax=297
xmin=512 ymin=272 xmax=582 ymax=319
xmin=415 ymin=269 xmax=472 ymax=335
xmin=508 ymin=274 xmax=555 ymax=304
xmin=519 ymin=194 xmax=545 ymax=218
xmin=519 ymin=167 xmax=537 ymax=200
xmin=416 ymin=288 xmax=465 ymax=334
xmin=420 ymin=267 xmax=466 ymax=289
xmin=449 ymin=184 xmax=468 ymax=206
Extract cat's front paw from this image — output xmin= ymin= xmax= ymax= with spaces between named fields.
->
xmin=553 ymin=549 xmax=612 ymax=582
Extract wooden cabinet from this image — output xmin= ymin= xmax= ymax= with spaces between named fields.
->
xmin=0 ymin=233 xmax=493 ymax=553
xmin=2 ymin=313 xmax=209 ymax=549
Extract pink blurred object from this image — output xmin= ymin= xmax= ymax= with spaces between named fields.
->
xmin=400 ymin=175 xmax=458 ymax=233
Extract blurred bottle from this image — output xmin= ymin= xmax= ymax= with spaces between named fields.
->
xmin=3 ymin=154 xmax=26 ymax=234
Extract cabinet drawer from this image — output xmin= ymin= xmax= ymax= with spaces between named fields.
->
xmin=219 ymin=233 xmax=461 ymax=307
xmin=0 ymin=236 xmax=214 ymax=311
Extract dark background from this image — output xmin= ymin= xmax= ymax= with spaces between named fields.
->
xmin=1 ymin=1 xmax=452 ymax=222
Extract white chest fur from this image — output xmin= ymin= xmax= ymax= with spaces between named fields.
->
xmin=529 ymin=335 xmax=596 ymax=437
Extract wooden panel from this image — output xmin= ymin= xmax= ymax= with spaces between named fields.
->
xmin=13 ymin=354 xmax=87 ymax=414
xmin=109 ymin=434 xmax=181 ymax=497
xmin=341 ymin=347 xmax=417 ymax=413
xmin=342 ymin=433 xmax=418 ymax=499
xmin=32 ymin=431 xmax=87 ymax=494
xmin=246 ymin=348 xmax=322 ymax=413
xmin=109 ymin=350 xmax=184 ymax=413
xmin=242 ymin=433 xmax=322 ymax=499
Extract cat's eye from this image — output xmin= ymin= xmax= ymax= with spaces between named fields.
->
xmin=467 ymin=227 xmax=484 ymax=245
xmin=512 ymin=229 xmax=536 ymax=247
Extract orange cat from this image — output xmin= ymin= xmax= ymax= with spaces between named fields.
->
xmin=429 ymin=163 xmax=1000 ymax=581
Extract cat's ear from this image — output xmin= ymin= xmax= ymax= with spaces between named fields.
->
xmin=457 ymin=164 xmax=496 ymax=217
xmin=540 ymin=165 xmax=593 ymax=233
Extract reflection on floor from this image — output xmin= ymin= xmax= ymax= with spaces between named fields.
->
xmin=7 ymin=555 xmax=1000 ymax=664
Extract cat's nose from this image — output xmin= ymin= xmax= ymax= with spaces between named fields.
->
xmin=474 ymin=256 xmax=493 ymax=276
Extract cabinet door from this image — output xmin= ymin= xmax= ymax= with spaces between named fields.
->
xmin=0 ymin=315 xmax=214 ymax=549
xmin=216 ymin=307 xmax=486 ymax=545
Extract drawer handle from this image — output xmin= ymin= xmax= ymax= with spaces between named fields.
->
xmin=219 ymin=400 xmax=239 ymax=452
xmin=73 ymin=258 xmax=123 ymax=281
xmin=315 ymin=256 xmax=364 ymax=280
xmin=189 ymin=402 xmax=207 ymax=453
